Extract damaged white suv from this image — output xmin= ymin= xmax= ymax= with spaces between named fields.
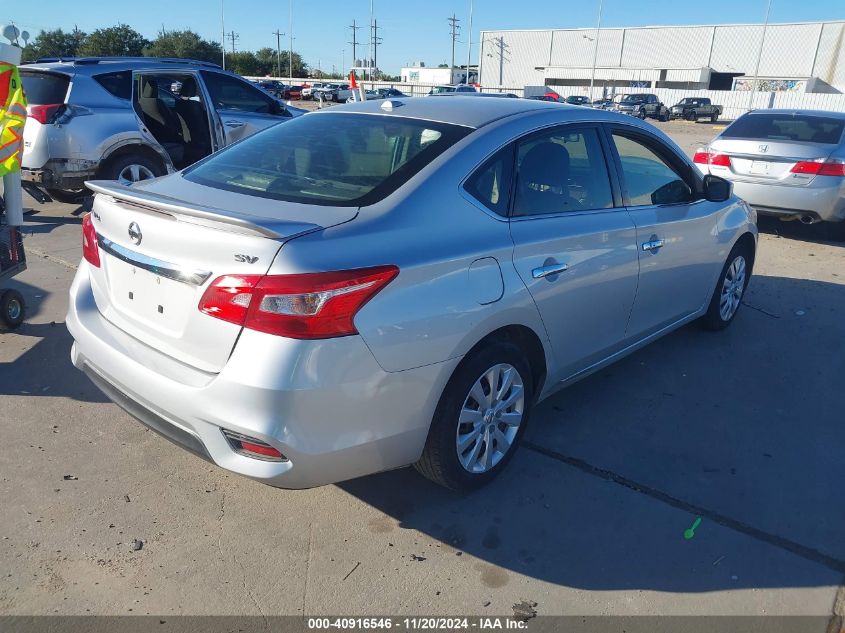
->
xmin=20 ymin=56 xmax=303 ymax=203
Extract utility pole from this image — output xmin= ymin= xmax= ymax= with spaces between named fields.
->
xmin=220 ymin=0 xmax=226 ymax=69
xmin=289 ymin=0 xmax=294 ymax=80
xmin=748 ymin=0 xmax=773 ymax=112
xmin=348 ymin=20 xmax=361 ymax=69
xmin=589 ymin=0 xmax=604 ymax=100
xmin=227 ymin=30 xmax=239 ymax=54
xmin=466 ymin=0 xmax=473 ymax=82
xmin=484 ymin=36 xmax=506 ymax=86
xmin=372 ymin=19 xmax=382 ymax=80
xmin=448 ymin=14 xmax=461 ymax=70
xmin=273 ymin=29 xmax=284 ymax=78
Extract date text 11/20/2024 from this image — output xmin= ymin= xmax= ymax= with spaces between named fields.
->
xmin=307 ymin=618 xmax=530 ymax=630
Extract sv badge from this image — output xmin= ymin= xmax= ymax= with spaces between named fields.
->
xmin=234 ymin=254 xmax=259 ymax=264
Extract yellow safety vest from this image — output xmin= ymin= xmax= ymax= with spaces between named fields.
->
xmin=0 ymin=62 xmax=27 ymax=177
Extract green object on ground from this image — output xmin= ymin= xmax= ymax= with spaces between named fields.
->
xmin=684 ymin=517 xmax=702 ymax=540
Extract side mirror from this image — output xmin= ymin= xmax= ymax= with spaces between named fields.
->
xmin=703 ymin=174 xmax=731 ymax=202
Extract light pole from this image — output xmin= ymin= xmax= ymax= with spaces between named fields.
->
xmin=466 ymin=0 xmax=473 ymax=82
xmin=289 ymin=0 xmax=294 ymax=80
xmin=221 ymin=0 xmax=226 ymax=70
xmin=748 ymin=0 xmax=773 ymax=112
xmin=588 ymin=0 xmax=604 ymax=100
xmin=342 ymin=49 xmax=345 ymax=77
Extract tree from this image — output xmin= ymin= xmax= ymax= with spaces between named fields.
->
xmin=22 ymin=27 xmax=86 ymax=62
xmin=78 ymin=24 xmax=149 ymax=57
xmin=226 ymin=51 xmax=262 ymax=77
xmin=144 ymin=29 xmax=222 ymax=65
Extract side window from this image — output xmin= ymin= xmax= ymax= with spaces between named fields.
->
xmin=611 ymin=133 xmax=693 ymax=206
xmin=464 ymin=147 xmax=514 ymax=217
xmin=513 ymin=127 xmax=613 ymax=217
xmin=94 ymin=71 xmax=132 ymax=100
xmin=200 ymin=71 xmax=276 ymax=113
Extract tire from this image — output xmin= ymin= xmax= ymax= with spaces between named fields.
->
xmin=637 ymin=108 xmax=646 ymax=119
xmin=710 ymin=111 xmax=718 ymax=123
xmin=698 ymin=241 xmax=753 ymax=331
xmin=0 ymin=289 xmax=25 ymax=330
xmin=659 ymin=110 xmax=669 ymax=122
xmin=102 ymin=153 xmax=165 ymax=186
xmin=415 ymin=341 xmax=535 ymax=491
xmin=691 ymin=111 xmax=699 ymax=122
xmin=685 ymin=111 xmax=695 ymax=121
xmin=45 ymin=188 xmax=85 ymax=204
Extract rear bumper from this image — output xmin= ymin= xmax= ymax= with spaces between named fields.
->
xmin=67 ymin=263 xmax=458 ymax=488
xmin=21 ymin=158 xmax=98 ymax=191
xmin=728 ymin=178 xmax=845 ymax=223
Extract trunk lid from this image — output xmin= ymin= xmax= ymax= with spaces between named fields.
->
xmin=20 ymin=70 xmax=71 ymax=169
xmin=708 ymin=138 xmax=837 ymax=186
xmin=84 ymin=177 xmax=358 ymax=373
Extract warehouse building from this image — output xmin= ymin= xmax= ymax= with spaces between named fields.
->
xmin=478 ymin=20 xmax=845 ymax=95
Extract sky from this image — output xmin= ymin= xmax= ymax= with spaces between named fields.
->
xmin=7 ymin=0 xmax=845 ymax=75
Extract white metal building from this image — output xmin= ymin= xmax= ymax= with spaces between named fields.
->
xmin=478 ymin=20 xmax=845 ymax=95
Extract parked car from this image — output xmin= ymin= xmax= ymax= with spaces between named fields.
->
xmin=565 ymin=96 xmax=591 ymax=106
xmin=528 ymin=91 xmax=563 ymax=103
xmin=670 ymin=97 xmax=723 ymax=122
xmin=301 ymin=82 xmax=325 ymax=99
xmin=19 ymin=57 xmax=304 ymax=202
xmin=256 ymin=80 xmax=286 ymax=99
xmin=695 ymin=109 xmax=845 ymax=232
xmin=613 ymin=93 xmax=669 ymax=121
xmin=591 ymin=98 xmax=613 ymax=109
xmin=68 ymin=98 xmax=755 ymax=491
xmin=312 ymin=83 xmax=354 ymax=102
xmin=283 ymin=85 xmax=303 ymax=100
xmin=427 ymin=84 xmax=477 ymax=95
xmin=345 ymin=87 xmax=409 ymax=103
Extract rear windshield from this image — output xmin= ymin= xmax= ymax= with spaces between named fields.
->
xmin=722 ymin=113 xmax=845 ymax=144
xmin=20 ymin=71 xmax=69 ymax=105
xmin=184 ymin=113 xmax=472 ymax=207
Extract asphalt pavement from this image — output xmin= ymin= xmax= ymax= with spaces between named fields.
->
xmin=1 ymin=120 xmax=843 ymax=625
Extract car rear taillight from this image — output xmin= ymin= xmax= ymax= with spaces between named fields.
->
xmin=198 ymin=265 xmax=399 ymax=339
xmin=81 ymin=213 xmax=101 ymax=268
xmin=790 ymin=160 xmax=845 ymax=177
xmin=693 ymin=150 xmax=731 ymax=167
xmin=221 ymin=429 xmax=286 ymax=461
xmin=27 ymin=103 xmax=63 ymax=125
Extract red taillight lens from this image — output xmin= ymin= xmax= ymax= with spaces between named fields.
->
xmin=791 ymin=160 xmax=845 ymax=177
xmin=239 ymin=441 xmax=283 ymax=458
xmin=27 ymin=104 xmax=63 ymax=125
xmin=81 ymin=213 xmax=101 ymax=268
xmin=198 ymin=265 xmax=399 ymax=339
xmin=693 ymin=150 xmax=731 ymax=167
xmin=693 ymin=151 xmax=710 ymax=164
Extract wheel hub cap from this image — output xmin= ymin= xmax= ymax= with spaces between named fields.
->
xmin=456 ymin=363 xmax=525 ymax=474
xmin=719 ymin=255 xmax=747 ymax=321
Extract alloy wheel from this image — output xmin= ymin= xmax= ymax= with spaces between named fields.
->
xmin=719 ymin=255 xmax=747 ymax=321
xmin=117 ymin=164 xmax=156 ymax=186
xmin=456 ymin=363 xmax=525 ymax=473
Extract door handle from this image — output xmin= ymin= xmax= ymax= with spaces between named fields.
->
xmin=642 ymin=238 xmax=665 ymax=252
xmin=532 ymin=262 xmax=569 ymax=279
xmin=224 ymin=119 xmax=245 ymax=128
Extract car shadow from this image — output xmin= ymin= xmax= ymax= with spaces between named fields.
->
xmin=757 ymin=216 xmax=845 ymax=245
xmin=338 ymin=274 xmax=845 ymax=592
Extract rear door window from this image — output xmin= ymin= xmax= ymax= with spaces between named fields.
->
xmin=722 ymin=114 xmax=845 ymax=144
xmin=94 ymin=71 xmax=132 ymax=100
xmin=20 ymin=71 xmax=69 ymax=105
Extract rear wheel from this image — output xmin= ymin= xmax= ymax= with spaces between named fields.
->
xmin=699 ymin=241 xmax=753 ymax=331
xmin=415 ymin=342 xmax=534 ymax=491
xmin=0 ymin=289 xmax=25 ymax=330
xmin=659 ymin=109 xmax=669 ymax=122
xmin=45 ymin=188 xmax=86 ymax=204
xmin=710 ymin=111 xmax=718 ymax=123
xmin=102 ymin=154 xmax=164 ymax=186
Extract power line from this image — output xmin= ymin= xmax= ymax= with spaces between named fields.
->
xmin=448 ymin=14 xmax=461 ymax=69
xmin=227 ymin=30 xmax=239 ymax=53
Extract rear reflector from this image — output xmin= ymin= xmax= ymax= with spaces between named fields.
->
xmin=790 ymin=160 xmax=845 ymax=177
xmin=199 ymin=265 xmax=399 ymax=339
xmin=81 ymin=213 xmax=101 ymax=267
xmin=27 ymin=103 xmax=63 ymax=125
xmin=693 ymin=151 xmax=731 ymax=167
xmin=221 ymin=429 xmax=286 ymax=461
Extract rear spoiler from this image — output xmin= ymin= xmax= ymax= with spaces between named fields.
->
xmin=85 ymin=181 xmax=320 ymax=240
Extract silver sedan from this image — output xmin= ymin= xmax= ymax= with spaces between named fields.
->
xmin=695 ymin=109 xmax=845 ymax=230
xmin=67 ymin=98 xmax=757 ymax=490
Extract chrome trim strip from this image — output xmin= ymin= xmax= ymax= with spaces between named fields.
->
xmin=97 ymin=236 xmax=212 ymax=286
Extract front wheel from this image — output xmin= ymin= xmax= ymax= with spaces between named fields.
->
xmin=699 ymin=242 xmax=753 ymax=331
xmin=711 ymin=112 xmax=719 ymax=123
xmin=637 ymin=108 xmax=646 ymax=119
xmin=0 ymin=289 xmax=25 ymax=330
xmin=415 ymin=342 xmax=534 ymax=491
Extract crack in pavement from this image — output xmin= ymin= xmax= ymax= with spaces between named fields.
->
xmin=522 ymin=441 xmax=845 ymax=575
xmin=742 ymin=301 xmax=781 ymax=319
xmin=301 ymin=523 xmax=314 ymax=615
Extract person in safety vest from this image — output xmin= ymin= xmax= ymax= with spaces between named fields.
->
xmin=0 ymin=61 xmax=27 ymax=177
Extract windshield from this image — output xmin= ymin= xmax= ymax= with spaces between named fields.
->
xmin=722 ymin=113 xmax=845 ymax=144
xmin=431 ymin=86 xmax=455 ymax=94
xmin=678 ymin=98 xmax=695 ymax=104
xmin=184 ymin=113 xmax=472 ymax=207
xmin=621 ymin=94 xmax=648 ymax=102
